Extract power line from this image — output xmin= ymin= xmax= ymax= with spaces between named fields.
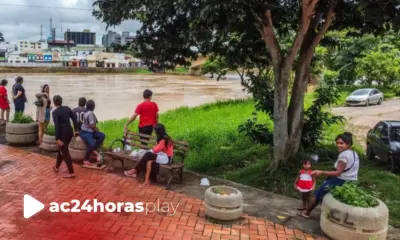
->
xmin=0 ymin=3 xmax=93 ymax=11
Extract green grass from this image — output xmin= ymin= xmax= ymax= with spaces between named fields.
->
xmin=166 ymin=67 xmax=189 ymax=74
xmin=99 ymin=97 xmax=400 ymax=227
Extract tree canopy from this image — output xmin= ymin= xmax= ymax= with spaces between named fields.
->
xmin=93 ymin=0 xmax=400 ymax=168
xmin=0 ymin=32 xmax=4 ymax=42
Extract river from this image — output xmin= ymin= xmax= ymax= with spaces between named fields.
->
xmin=0 ymin=74 xmax=249 ymax=121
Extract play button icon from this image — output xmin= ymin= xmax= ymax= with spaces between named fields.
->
xmin=23 ymin=194 xmax=45 ymax=219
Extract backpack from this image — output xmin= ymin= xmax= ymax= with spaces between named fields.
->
xmin=34 ymin=97 xmax=44 ymax=107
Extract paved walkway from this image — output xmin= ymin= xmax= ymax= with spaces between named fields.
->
xmin=0 ymin=145 xmax=324 ymax=240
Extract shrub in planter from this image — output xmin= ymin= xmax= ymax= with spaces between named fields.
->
xmin=6 ymin=113 xmax=38 ymax=145
xmin=321 ymin=183 xmax=389 ymax=240
xmin=40 ymin=124 xmax=58 ymax=152
xmin=204 ymin=185 xmax=243 ymax=221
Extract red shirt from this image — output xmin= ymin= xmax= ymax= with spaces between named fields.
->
xmin=135 ymin=100 xmax=159 ymax=127
xmin=153 ymin=139 xmax=174 ymax=157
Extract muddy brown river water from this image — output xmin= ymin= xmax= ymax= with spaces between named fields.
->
xmin=0 ymin=74 xmax=248 ymax=121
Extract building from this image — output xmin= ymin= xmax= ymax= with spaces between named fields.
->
xmin=7 ymin=52 xmax=28 ymax=63
xmin=102 ymin=31 xmax=135 ymax=48
xmin=16 ymin=40 xmax=48 ymax=51
xmin=0 ymin=42 xmax=17 ymax=53
xmin=64 ymin=30 xmax=96 ymax=45
xmin=47 ymin=40 xmax=76 ymax=49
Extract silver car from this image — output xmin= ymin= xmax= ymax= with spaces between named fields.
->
xmin=345 ymin=88 xmax=384 ymax=106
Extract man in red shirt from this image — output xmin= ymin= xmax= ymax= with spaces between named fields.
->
xmin=124 ymin=89 xmax=159 ymax=142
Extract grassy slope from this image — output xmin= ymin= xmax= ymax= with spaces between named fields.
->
xmin=99 ymin=93 xmax=400 ymax=227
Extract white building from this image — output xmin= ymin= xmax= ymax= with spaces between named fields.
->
xmin=102 ymin=31 xmax=135 ymax=48
xmin=17 ymin=40 xmax=48 ymax=51
xmin=7 ymin=52 xmax=28 ymax=63
xmin=0 ymin=42 xmax=17 ymax=53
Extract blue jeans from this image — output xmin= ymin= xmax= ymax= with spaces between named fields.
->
xmin=314 ymin=177 xmax=346 ymax=203
xmin=80 ymin=130 xmax=105 ymax=161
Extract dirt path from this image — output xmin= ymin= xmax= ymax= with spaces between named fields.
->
xmin=331 ymin=99 xmax=400 ymax=148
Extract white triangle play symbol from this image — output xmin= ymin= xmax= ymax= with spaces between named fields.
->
xmin=23 ymin=194 xmax=45 ymax=219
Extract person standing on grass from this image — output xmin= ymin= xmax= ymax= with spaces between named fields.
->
xmin=12 ymin=76 xmax=27 ymax=113
xmin=0 ymin=79 xmax=10 ymax=124
xmin=124 ymin=124 xmax=173 ymax=186
xmin=52 ymin=95 xmax=79 ymax=179
xmin=124 ymin=89 xmax=159 ymax=143
xmin=72 ymin=97 xmax=88 ymax=131
xmin=79 ymin=100 xmax=105 ymax=166
xmin=35 ymin=84 xmax=51 ymax=146
xmin=298 ymin=132 xmax=359 ymax=219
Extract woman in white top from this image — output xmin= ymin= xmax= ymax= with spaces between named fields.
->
xmin=298 ymin=132 xmax=360 ymax=219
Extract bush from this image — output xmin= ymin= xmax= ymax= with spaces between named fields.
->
xmin=331 ymin=182 xmax=379 ymax=208
xmin=11 ymin=112 xmax=34 ymax=124
xmin=45 ymin=124 xmax=56 ymax=136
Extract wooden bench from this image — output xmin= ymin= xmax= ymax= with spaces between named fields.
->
xmin=104 ymin=131 xmax=189 ymax=188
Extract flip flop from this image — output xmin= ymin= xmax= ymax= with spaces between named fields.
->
xmin=139 ymin=183 xmax=150 ymax=188
xmin=297 ymin=211 xmax=311 ymax=219
xmin=63 ymin=174 xmax=76 ymax=179
xmin=52 ymin=166 xmax=59 ymax=172
xmin=124 ymin=171 xmax=136 ymax=178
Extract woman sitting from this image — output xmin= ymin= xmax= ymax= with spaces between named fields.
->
xmin=124 ymin=124 xmax=173 ymax=186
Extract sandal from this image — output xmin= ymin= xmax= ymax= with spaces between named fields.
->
xmin=297 ymin=211 xmax=311 ymax=219
xmin=63 ymin=174 xmax=76 ymax=179
xmin=124 ymin=171 xmax=136 ymax=178
xmin=139 ymin=183 xmax=150 ymax=188
xmin=52 ymin=166 xmax=59 ymax=172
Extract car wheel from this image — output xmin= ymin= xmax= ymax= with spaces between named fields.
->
xmin=378 ymin=98 xmax=383 ymax=105
xmin=365 ymin=99 xmax=370 ymax=107
xmin=388 ymin=155 xmax=399 ymax=174
xmin=367 ymin=144 xmax=375 ymax=160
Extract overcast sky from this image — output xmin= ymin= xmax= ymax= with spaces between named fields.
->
xmin=0 ymin=0 xmax=141 ymax=44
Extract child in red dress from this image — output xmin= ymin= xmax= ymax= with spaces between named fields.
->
xmin=0 ymin=79 xmax=10 ymax=124
xmin=294 ymin=160 xmax=316 ymax=211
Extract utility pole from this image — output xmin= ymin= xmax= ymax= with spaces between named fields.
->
xmin=40 ymin=25 xmax=43 ymax=42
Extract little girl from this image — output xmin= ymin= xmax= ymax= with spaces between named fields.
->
xmin=294 ymin=160 xmax=316 ymax=211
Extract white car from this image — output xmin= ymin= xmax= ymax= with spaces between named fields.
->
xmin=345 ymin=88 xmax=384 ymax=106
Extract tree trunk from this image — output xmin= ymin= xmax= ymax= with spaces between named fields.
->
xmin=272 ymin=66 xmax=291 ymax=170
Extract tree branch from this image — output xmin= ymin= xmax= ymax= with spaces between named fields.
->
xmin=261 ymin=10 xmax=282 ymax=68
xmin=284 ymin=0 xmax=319 ymax=68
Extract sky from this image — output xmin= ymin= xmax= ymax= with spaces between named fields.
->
xmin=0 ymin=0 xmax=141 ymax=45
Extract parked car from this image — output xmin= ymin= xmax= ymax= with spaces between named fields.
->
xmin=345 ymin=88 xmax=384 ymax=106
xmin=366 ymin=121 xmax=400 ymax=173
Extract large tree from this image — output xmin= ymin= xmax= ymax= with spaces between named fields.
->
xmin=93 ymin=0 xmax=400 ymax=169
xmin=0 ymin=32 xmax=4 ymax=42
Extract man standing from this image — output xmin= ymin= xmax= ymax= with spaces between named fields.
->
xmin=12 ymin=76 xmax=26 ymax=113
xmin=124 ymin=89 xmax=159 ymax=141
xmin=72 ymin=97 xmax=88 ymax=131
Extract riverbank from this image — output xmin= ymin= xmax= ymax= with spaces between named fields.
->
xmin=0 ymin=66 xmax=189 ymax=74
xmin=99 ymin=98 xmax=400 ymax=227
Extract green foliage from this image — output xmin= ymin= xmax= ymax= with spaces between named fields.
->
xmin=45 ymin=125 xmax=56 ymax=136
xmin=11 ymin=112 xmax=34 ymax=124
xmin=301 ymin=71 xmax=344 ymax=149
xmin=355 ymin=45 xmax=400 ymax=86
xmin=0 ymin=32 xmax=4 ymax=42
xmin=201 ymin=56 xmax=229 ymax=79
xmin=331 ymin=182 xmax=379 ymax=208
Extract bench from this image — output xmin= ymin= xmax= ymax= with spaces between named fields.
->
xmin=104 ymin=131 xmax=189 ymax=188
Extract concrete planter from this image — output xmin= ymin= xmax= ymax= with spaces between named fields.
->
xmin=6 ymin=122 xmax=38 ymax=145
xmin=68 ymin=136 xmax=88 ymax=162
xmin=40 ymin=134 xmax=58 ymax=152
xmin=321 ymin=193 xmax=389 ymax=240
xmin=204 ymin=185 xmax=243 ymax=221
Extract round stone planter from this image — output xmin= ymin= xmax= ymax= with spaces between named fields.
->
xmin=321 ymin=193 xmax=389 ymax=240
xmin=204 ymin=185 xmax=243 ymax=221
xmin=40 ymin=134 xmax=58 ymax=152
xmin=68 ymin=136 xmax=88 ymax=162
xmin=6 ymin=122 xmax=38 ymax=145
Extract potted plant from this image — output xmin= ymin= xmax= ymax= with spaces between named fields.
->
xmin=204 ymin=185 xmax=243 ymax=221
xmin=69 ymin=135 xmax=88 ymax=162
xmin=321 ymin=183 xmax=389 ymax=240
xmin=6 ymin=112 xmax=38 ymax=145
xmin=40 ymin=124 xmax=58 ymax=152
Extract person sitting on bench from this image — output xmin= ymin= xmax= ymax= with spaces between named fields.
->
xmin=124 ymin=124 xmax=173 ymax=186
xmin=79 ymin=100 xmax=105 ymax=166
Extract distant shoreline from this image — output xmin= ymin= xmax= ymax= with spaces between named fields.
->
xmin=0 ymin=67 xmax=190 ymax=75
